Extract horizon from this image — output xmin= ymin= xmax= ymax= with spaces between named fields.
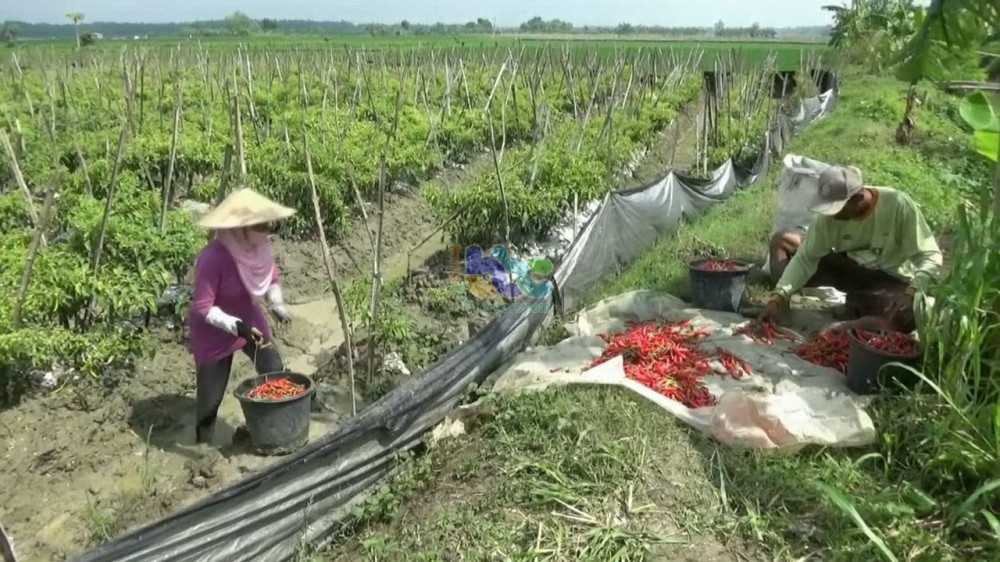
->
xmin=0 ymin=0 xmax=877 ymax=28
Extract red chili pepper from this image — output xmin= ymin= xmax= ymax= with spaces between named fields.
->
xmin=733 ymin=322 xmax=797 ymax=345
xmin=247 ymin=377 xmax=306 ymax=400
xmin=593 ymin=320 xmax=746 ymax=409
xmin=715 ymin=348 xmax=749 ymax=380
xmin=699 ymin=259 xmax=745 ymax=272
xmin=855 ymin=329 xmax=918 ymax=356
xmin=791 ymin=332 xmax=850 ymax=373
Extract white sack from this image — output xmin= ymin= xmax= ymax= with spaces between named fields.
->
xmin=762 ymin=154 xmax=832 ymax=276
xmin=761 ymin=154 xmax=846 ymax=305
xmin=492 ymin=290 xmax=876 ymax=452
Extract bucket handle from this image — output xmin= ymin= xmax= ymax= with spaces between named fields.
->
xmin=251 ymin=335 xmax=286 ymax=376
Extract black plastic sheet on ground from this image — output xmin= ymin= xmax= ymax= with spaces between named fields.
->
xmin=73 ymin=81 xmax=838 ymax=562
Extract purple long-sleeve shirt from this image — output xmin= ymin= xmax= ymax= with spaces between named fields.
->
xmin=188 ymin=240 xmax=277 ymax=367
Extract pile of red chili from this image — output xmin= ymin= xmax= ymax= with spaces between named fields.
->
xmin=793 ymin=332 xmax=850 ymax=373
xmin=734 ymin=322 xmax=796 ymax=345
xmin=854 ymin=329 xmax=919 ymax=356
xmin=247 ymin=377 xmax=306 ymax=400
xmin=697 ymin=259 xmax=746 ymax=272
xmin=592 ymin=320 xmax=746 ymax=409
xmin=734 ymin=321 xmax=851 ymax=374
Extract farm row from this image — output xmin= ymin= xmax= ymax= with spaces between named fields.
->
xmin=17 ymin=35 xmax=825 ymax=69
xmin=0 ymin=44 xmax=816 ymax=404
xmin=0 ymin=40 xmax=833 ymax=560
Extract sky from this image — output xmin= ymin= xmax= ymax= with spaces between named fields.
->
xmin=0 ymin=0 xmax=879 ymax=28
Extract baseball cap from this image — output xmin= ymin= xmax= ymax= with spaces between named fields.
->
xmin=808 ymin=165 xmax=864 ymax=216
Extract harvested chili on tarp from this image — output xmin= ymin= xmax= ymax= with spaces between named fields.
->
xmin=855 ymin=329 xmax=919 ymax=356
xmin=698 ymin=259 xmax=745 ymax=272
xmin=247 ymin=377 xmax=306 ymax=400
xmin=793 ymin=332 xmax=850 ymax=373
xmin=733 ymin=322 xmax=797 ymax=345
xmin=715 ymin=349 xmax=750 ymax=380
xmin=591 ymin=320 xmax=745 ymax=409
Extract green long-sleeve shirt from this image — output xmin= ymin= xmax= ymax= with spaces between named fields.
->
xmin=774 ymin=187 xmax=943 ymax=299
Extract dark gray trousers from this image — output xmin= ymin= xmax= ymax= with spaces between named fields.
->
xmin=195 ymin=341 xmax=284 ymax=443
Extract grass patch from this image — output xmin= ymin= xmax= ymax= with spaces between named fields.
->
xmin=320 ymin=389 xmax=753 ymax=561
xmin=578 ymin=68 xmax=995 ymax=561
xmin=589 ymin=70 xmax=978 ymax=308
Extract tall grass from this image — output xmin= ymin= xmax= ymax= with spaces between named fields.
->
xmin=851 ymin=184 xmax=1000 ymax=555
xmin=810 ymin=182 xmax=1000 ymax=560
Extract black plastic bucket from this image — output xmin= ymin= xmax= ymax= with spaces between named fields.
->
xmin=687 ymin=258 xmax=751 ymax=312
xmin=233 ymin=372 xmax=315 ymax=455
xmin=846 ymin=329 xmax=921 ymax=395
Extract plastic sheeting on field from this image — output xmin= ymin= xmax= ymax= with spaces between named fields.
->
xmin=72 ymin=82 xmax=838 ymax=562
xmin=492 ymin=290 xmax=876 ymax=451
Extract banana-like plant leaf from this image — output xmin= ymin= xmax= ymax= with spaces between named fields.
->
xmin=973 ymin=130 xmax=1000 ymax=162
xmin=960 ymin=91 xmax=1000 ymax=132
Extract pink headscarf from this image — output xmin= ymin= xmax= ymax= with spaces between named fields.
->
xmin=215 ymin=227 xmax=275 ymax=299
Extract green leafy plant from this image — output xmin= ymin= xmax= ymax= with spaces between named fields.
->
xmin=959 ymin=90 xmax=1000 ymax=162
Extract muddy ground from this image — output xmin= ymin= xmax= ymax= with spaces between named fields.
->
xmin=0 ymin=105 xmax=705 ymax=562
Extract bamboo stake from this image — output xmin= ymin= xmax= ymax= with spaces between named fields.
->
xmin=0 ymin=129 xmax=41 ymax=233
xmin=13 ymin=119 xmax=25 ymax=158
xmin=0 ymin=523 xmax=18 ymax=562
xmin=12 ymin=189 xmax=58 ymax=330
xmin=159 ymin=81 xmax=182 ymax=233
xmin=12 ymin=53 xmax=34 ymax=118
xmin=74 ymin=141 xmax=92 ymax=195
xmin=304 ymin=136 xmax=357 ymax=416
xmin=366 ymin=70 xmax=406 ymax=382
xmin=487 ymin=97 xmax=512 ymax=256
xmin=137 ymin=56 xmax=145 ymax=132
xmin=231 ymin=94 xmax=247 ymax=185
xmin=87 ymin=124 xmax=129 ymax=324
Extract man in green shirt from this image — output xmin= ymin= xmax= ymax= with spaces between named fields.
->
xmin=758 ymin=164 xmax=943 ymax=332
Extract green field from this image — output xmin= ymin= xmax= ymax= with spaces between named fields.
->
xmin=0 ymin=32 xmax=826 ymax=561
xmin=13 ymin=34 xmax=826 ymax=69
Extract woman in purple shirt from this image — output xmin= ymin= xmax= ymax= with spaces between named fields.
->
xmin=189 ymin=188 xmax=296 ymax=444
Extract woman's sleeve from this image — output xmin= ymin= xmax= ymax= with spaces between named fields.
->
xmin=190 ymin=253 xmax=219 ymax=320
xmin=192 ymin=250 xmax=241 ymax=335
xmin=266 ymin=265 xmax=285 ymax=306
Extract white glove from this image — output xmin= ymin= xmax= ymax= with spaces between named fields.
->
xmin=266 ymin=284 xmax=292 ymax=325
xmin=271 ymin=304 xmax=292 ymax=324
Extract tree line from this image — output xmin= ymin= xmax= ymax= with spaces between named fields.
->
xmin=1 ymin=13 xmax=830 ymax=42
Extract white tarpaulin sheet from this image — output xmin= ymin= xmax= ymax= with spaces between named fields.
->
xmin=493 ymin=290 xmax=875 ymax=452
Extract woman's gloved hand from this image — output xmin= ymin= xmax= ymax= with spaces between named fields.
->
xmin=235 ymin=320 xmax=265 ymax=345
xmin=265 ymin=284 xmax=292 ymax=325
xmin=271 ymin=304 xmax=292 ymax=325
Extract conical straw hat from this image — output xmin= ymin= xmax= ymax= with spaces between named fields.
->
xmin=197 ymin=188 xmax=296 ymax=229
